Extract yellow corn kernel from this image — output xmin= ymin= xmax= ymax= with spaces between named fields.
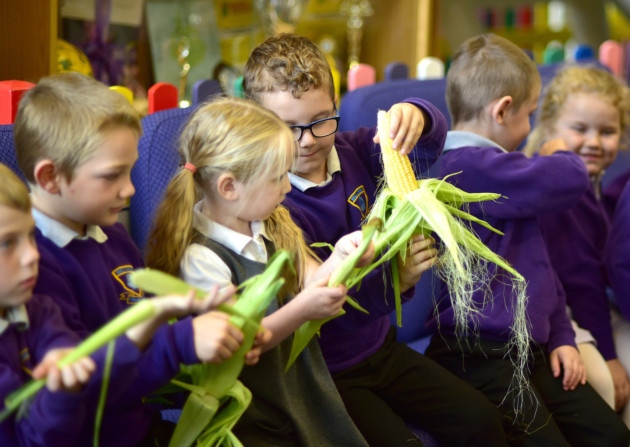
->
xmin=377 ymin=110 xmax=418 ymax=198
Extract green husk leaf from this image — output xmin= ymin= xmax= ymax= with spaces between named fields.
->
xmin=0 ymin=299 xmax=157 ymax=423
xmin=347 ymin=171 xmax=532 ymax=415
xmin=285 ymin=220 xmax=379 ymax=371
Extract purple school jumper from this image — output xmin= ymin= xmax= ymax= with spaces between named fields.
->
xmin=429 ymin=131 xmax=589 ymax=349
xmin=0 ymin=295 xmax=146 ymax=447
xmin=539 ymin=182 xmax=616 ymax=360
xmin=606 ymin=181 xmax=630 ymax=320
xmin=31 ymin=222 xmax=201 ymax=445
xmin=34 ymin=223 xmax=145 ymax=339
xmin=283 ymin=98 xmax=445 ymax=373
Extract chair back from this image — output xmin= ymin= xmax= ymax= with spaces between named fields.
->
xmin=339 ymin=77 xmax=450 ymax=132
xmin=148 ymin=82 xmax=179 ymax=114
xmin=0 ymin=124 xmax=27 ymax=183
xmin=192 ymin=79 xmax=222 ymax=106
xmin=0 ymin=80 xmax=35 ymax=125
xmin=129 ymin=106 xmax=194 ymax=251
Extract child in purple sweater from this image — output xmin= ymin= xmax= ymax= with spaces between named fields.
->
xmin=0 ymin=163 xmax=245 ymax=447
xmin=243 ymin=33 xmax=507 ymax=446
xmin=524 ymin=65 xmax=630 ymax=421
xmin=12 ymin=73 xmax=262 ymax=446
xmin=426 ymin=33 xmax=629 ymax=446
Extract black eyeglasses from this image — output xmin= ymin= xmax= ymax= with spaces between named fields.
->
xmin=289 ymin=116 xmax=340 ymax=142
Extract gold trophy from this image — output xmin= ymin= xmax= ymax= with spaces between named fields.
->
xmin=340 ymin=0 xmax=373 ymax=68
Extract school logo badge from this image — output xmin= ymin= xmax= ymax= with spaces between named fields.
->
xmin=20 ymin=348 xmax=32 ymax=375
xmin=112 ymin=265 xmax=145 ymax=304
xmin=348 ymin=185 xmax=370 ymax=219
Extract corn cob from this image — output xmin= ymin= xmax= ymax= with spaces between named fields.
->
xmin=378 ymin=111 xmax=418 ymax=198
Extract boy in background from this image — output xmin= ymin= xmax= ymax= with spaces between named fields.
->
xmin=243 ymin=33 xmax=507 ymax=447
xmin=426 ymin=33 xmax=630 ymax=445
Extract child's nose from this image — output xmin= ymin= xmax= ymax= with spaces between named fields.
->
xmin=22 ymin=239 xmax=40 ymax=266
xmin=122 ymin=176 xmax=136 ymax=198
xmin=299 ymin=128 xmax=317 ymax=145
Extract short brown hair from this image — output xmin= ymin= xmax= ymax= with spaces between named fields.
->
xmin=14 ymin=72 xmax=141 ymax=184
xmin=446 ymin=33 xmax=540 ymax=125
xmin=243 ymin=33 xmax=335 ymax=104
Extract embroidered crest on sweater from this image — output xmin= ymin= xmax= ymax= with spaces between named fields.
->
xmin=348 ymin=185 xmax=370 ymax=219
xmin=112 ymin=265 xmax=145 ymax=304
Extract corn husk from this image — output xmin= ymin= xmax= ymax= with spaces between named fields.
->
xmin=345 ymin=111 xmax=532 ymax=414
xmin=131 ymin=249 xmax=293 ymax=447
xmin=286 ymin=219 xmax=380 ymax=371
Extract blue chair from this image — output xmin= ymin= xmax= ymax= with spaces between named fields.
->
xmin=0 ymin=124 xmax=27 ymax=183
xmin=339 ymin=77 xmax=450 ymax=131
xmin=129 ymin=106 xmax=194 ymax=252
xmin=191 ymin=79 xmax=222 ymax=107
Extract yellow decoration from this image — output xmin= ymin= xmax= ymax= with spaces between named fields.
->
xmin=57 ymin=39 xmax=94 ymax=77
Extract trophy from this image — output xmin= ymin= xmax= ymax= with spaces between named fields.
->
xmin=255 ymin=0 xmax=310 ymax=36
xmin=340 ymin=0 xmax=373 ymax=68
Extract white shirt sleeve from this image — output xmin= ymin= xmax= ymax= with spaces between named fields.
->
xmin=180 ymin=242 xmax=233 ymax=291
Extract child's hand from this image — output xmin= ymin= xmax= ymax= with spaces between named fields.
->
xmin=126 ymin=285 xmax=237 ymax=350
xmin=244 ymin=328 xmax=273 ymax=366
xmin=398 ymin=234 xmax=437 ymax=292
xmin=549 ymin=345 xmax=587 ymax=391
xmin=333 ymin=230 xmax=375 ymax=268
xmin=294 ymin=276 xmax=348 ymax=321
xmin=152 ymin=285 xmax=236 ymax=320
xmin=373 ymin=103 xmax=425 ymax=156
xmin=539 ymin=137 xmax=568 ymax=156
xmin=32 ymin=348 xmax=96 ymax=393
xmin=607 ymin=358 xmax=630 ymax=411
xmin=192 ymin=311 xmax=245 ymax=364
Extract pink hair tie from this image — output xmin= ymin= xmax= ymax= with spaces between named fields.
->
xmin=183 ymin=162 xmax=197 ymax=173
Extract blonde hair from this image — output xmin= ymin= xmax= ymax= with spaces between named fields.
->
xmin=145 ymin=97 xmax=314 ymax=294
xmin=13 ymin=72 xmax=141 ymax=184
xmin=446 ymin=33 xmax=540 ymax=125
xmin=524 ymin=65 xmax=630 ymax=156
xmin=243 ymin=33 xmax=335 ymax=104
xmin=0 ymin=164 xmax=31 ymax=213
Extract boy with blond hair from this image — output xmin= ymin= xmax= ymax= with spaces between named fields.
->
xmin=12 ymin=73 xmax=262 ymax=446
xmin=425 ymin=33 xmax=630 ymax=445
xmin=244 ymin=33 xmax=507 ymax=446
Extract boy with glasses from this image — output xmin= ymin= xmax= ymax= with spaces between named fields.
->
xmin=242 ymin=33 xmax=508 ymax=447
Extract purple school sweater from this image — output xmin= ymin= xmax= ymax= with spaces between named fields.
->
xmin=430 ymin=132 xmax=589 ymax=351
xmin=283 ymin=98 xmax=446 ymax=373
xmin=31 ymin=223 xmax=201 ymax=444
xmin=0 ymin=294 xmax=145 ymax=447
xmin=606 ymin=181 xmax=630 ymax=321
xmin=539 ymin=182 xmax=616 ymax=360
xmin=34 ymin=223 xmax=146 ymax=339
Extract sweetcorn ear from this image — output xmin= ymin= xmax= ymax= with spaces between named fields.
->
xmin=348 ymin=110 xmax=532 ymax=413
xmin=379 ymin=110 xmax=418 ymax=198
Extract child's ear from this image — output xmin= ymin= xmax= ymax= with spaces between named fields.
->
xmin=216 ymin=173 xmax=239 ymax=201
xmin=491 ymin=95 xmax=513 ymax=124
xmin=33 ymin=160 xmax=62 ymax=194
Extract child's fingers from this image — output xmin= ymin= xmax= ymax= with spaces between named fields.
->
xmin=539 ymin=137 xmax=567 ymax=156
xmin=549 ymin=354 xmax=561 ymax=378
xmin=45 ymin=367 xmax=62 ymax=392
xmin=207 ymin=284 xmax=237 ymax=308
